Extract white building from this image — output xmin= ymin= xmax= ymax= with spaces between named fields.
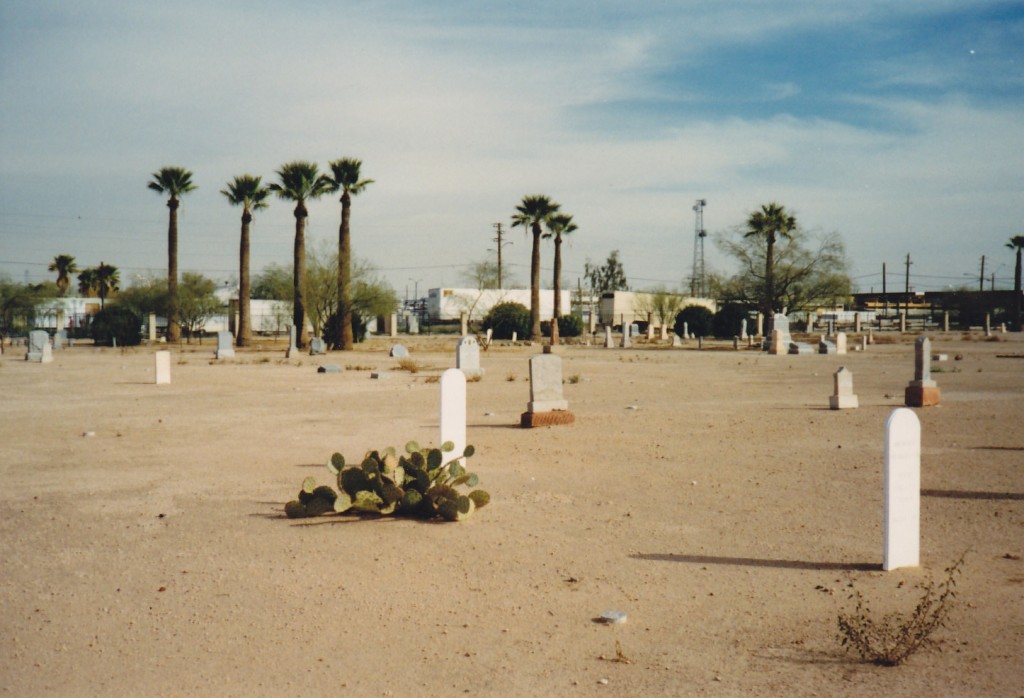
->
xmin=426 ymin=288 xmax=571 ymax=323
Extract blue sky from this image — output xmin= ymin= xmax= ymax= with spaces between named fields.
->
xmin=1 ymin=1 xmax=1022 ymax=297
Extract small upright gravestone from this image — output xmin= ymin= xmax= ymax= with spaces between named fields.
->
xmin=904 ymin=336 xmax=940 ymax=407
xmin=883 ymin=408 xmax=921 ymax=570
xmin=285 ymin=325 xmax=298 ymax=358
xmin=155 ymin=350 xmax=171 ymax=385
xmin=390 ymin=344 xmax=409 ymax=359
xmin=521 ymin=348 xmax=575 ymax=428
xmin=511 ymin=331 xmax=517 ymax=342
xmin=456 ymin=335 xmax=483 ymax=380
xmin=620 ymin=323 xmax=631 ymax=348
xmin=52 ymin=330 xmax=67 ymax=351
xmin=460 ymin=312 xmax=468 ymax=336
xmin=149 ymin=313 xmax=158 ymax=343
xmin=26 ymin=330 xmax=53 ymax=363
xmin=740 ymin=318 xmax=748 ymax=340
xmin=309 ymin=337 xmax=326 ymax=355
xmin=215 ymin=331 xmax=235 ymax=359
xmin=440 ymin=368 xmax=467 ymax=464
xmin=604 ymin=325 xmax=614 ymax=349
xmin=835 ymin=332 xmax=847 ymax=355
xmin=829 ymin=366 xmax=858 ymax=409
xmin=768 ymin=315 xmax=791 ymax=354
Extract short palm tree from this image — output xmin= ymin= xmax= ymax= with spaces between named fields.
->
xmin=512 ymin=195 xmax=560 ymax=341
xmin=543 ymin=213 xmax=577 ymax=345
xmin=745 ymin=202 xmax=796 ymax=337
xmin=269 ymin=162 xmax=331 ymax=349
xmin=222 ymin=175 xmax=271 ymax=347
xmin=94 ymin=262 xmax=119 ymax=308
xmin=322 ymin=158 xmax=374 ymax=350
xmin=48 ymin=254 xmax=78 ymax=296
xmin=148 ymin=167 xmax=197 ymax=343
xmin=77 ymin=268 xmax=98 ymax=298
xmin=1007 ymin=235 xmax=1024 ymax=330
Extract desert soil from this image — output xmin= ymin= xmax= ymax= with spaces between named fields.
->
xmin=1 ymin=331 xmax=1022 ymax=697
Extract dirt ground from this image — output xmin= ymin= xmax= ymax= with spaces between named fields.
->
xmin=1 ymin=330 xmax=1022 ymax=697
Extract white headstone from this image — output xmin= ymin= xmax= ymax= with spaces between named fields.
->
xmin=26 ymin=330 xmax=53 ymax=363
xmin=829 ymin=366 xmax=858 ymax=409
xmin=485 ymin=328 xmax=493 ymax=347
xmin=309 ymin=337 xmax=326 ymax=355
xmin=604 ymin=325 xmax=613 ymax=348
xmin=389 ymin=313 xmax=398 ymax=338
xmin=682 ymin=322 xmax=689 ymax=340
xmin=740 ymin=318 xmax=748 ymax=339
xmin=527 ymin=353 xmax=568 ymax=412
xmin=620 ymin=323 xmax=631 ymax=348
xmin=149 ymin=313 xmax=158 ymax=342
xmin=836 ymin=331 xmax=847 ymax=355
xmin=389 ymin=344 xmax=409 ymax=358
xmin=155 ymin=350 xmax=171 ymax=385
xmin=215 ymin=331 xmax=235 ymax=359
xmin=285 ymin=325 xmax=298 ymax=358
xmin=883 ymin=408 xmax=921 ymax=571
xmin=440 ymin=368 xmax=467 ymax=466
xmin=460 ymin=312 xmax=468 ymax=336
xmin=456 ymin=335 xmax=483 ymax=379
xmin=511 ymin=331 xmax=517 ymax=342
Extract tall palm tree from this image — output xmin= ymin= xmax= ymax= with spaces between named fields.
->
xmin=77 ymin=268 xmax=98 ymax=298
xmin=94 ymin=262 xmax=119 ymax=308
xmin=322 ymin=158 xmax=374 ymax=350
xmin=543 ymin=213 xmax=577 ymax=345
xmin=222 ymin=175 xmax=271 ymax=347
xmin=148 ymin=167 xmax=197 ymax=343
xmin=269 ymin=162 xmax=331 ymax=349
xmin=48 ymin=254 xmax=78 ymax=296
xmin=512 ymin=195 xmax=560 ymax=341
xmin=744 ymin=202 xmax=796 ymax=337
xmin=1007 ymin=235 xmax=1024 ymax=330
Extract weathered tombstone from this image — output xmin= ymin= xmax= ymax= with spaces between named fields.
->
xmin=52 ymin=330 xmax=67 ymax=351
xmin=671 ymin=334 xmax=682 ymax=347
xmin=942 ymin=311 xmax=950 ymax=333
xmin=834 ymin=332 xmax=846 ymax=355
xmin=511 ymin=331 xmax=517 ymax=342
xmin=604 ymin=325 xmax=613 ymax=348
xmin=407 ymin=314 xmax=419 ymax=334
xmin=309 ymin=337 xmax=326 ymax=355
xmin=899 ymin=311 xmax=907 ymax=333
xmin=317 ymin=364 xmax=343 ymax=374
xmin=755 ymin=312 xmax=764 ymax=337
xmin=883 ymin=408 xmax=921 ymax=571
xmin=818 ymin=336 xmax=836 ymax=354
xmin=389 ymin=313 xmax=398 ymax=338
xmin=389 ymin=344 xmax=409 ymax=359
xmin=829 ymin=366 xmax=858 ymax=409
xmin=456 ymin=335 xmax=483 ymax=379
xmin=26 ymin=330 xmax=52 ymax=363
xmin=440 ymin=368 xmax=467 ymax=462
xmin=788 ymin=341 xmax=814 ymax=355
xmin=285 ymin=325 xmax=298 ymax=358
xmin=215 ymin=331 xmax=235 ymax=359
xmin=769 ymin=329 xmax=787 ymax=355
xmin=155 ymin=350 xmax=171 ymax=385
xmin=1000 ymin=322 xmax=1007 ymax=334
xmin=460 ymin=312 xmax=468 ymax=336
xmin=620 ymin=323 xmax=631 ymax=348
xmin=682 ymin=322 xmax=689 ymax=340
xmin=861 ymin=335 xmax=868 ymax=351
xmin=905 ymin=336 xmax=940 ymax=407
xmin=854 ymin=312 xmax=862 ymax=333
xmin=149 ymin=313 xmax=158 ymax=343
xmin=484 ymin=328 xmax=493 ymax=347
xmin=740 ymin=318 xmax=748 ymax=339
xmin=629 ymin=323 xmax=640 ymax=338
xmin=520 ymin=348 xmax=575 ymax=427
xmin=984 ymin=313 xmax=991 ymax=337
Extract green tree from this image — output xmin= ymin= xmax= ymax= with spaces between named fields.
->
xmin=512 ymin=194 xmax=560 ymax=341
xmin=1007 ymin=235 xmax=1024 ymax=330
xmin=633 ymin=287 xmax=685 ymax=327
xmin=584 ymin=250 xmax=629 ymax=294
xmin=177 ymin=272 xmax=221 ymax=343
xmin=481 ymin=301 xmax=530 ymax=340
xmin=674 ymin=305 xmax=713 ymax=338
xmin=0 ymin=276 xmax=55 ymax=336
xmin=48 ymin=254 xmax=78 ymax=296
xmin=744 ymin=202 xmax=796 ymax=335
xmin=222 ymin=174 xmax=271 ymax=347
xmin=322 ymin=158 xmax=374 ymax=351
xmin=543 ymin=212 xmax=577 ymax=345
xmin=302 ymin=239 xmax=338 ymax=339
xmin=148 ymin=166 xmax=197 ymax=343
xmin=93 ymin=262 xmax=120 ymax=309
xmin=77 ymin=268 xmax=98 ymax=297
xmin=117 ymin=277 xmax=168 ymax=318
xmin=251 ymin=263 xmax=292 ymax=301
xmin=269 ymin=162 xmax=331 ymax=349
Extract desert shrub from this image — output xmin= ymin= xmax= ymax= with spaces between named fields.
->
xmin=712 ymin=303 xmax=751 ymax=338
xmin=837 ymin=553 xmax=966 ymax=666
xmin=558 ymin=314 xmax=584 ymax=338
xmin=674 ymin=305 xmax=713 ymax=338
xmin=90 ymin=306 xmax=142 ymax=346
xmin=482 ymin=302 xmax=530 ymax=340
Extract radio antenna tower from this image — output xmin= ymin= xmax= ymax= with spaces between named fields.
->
xmin=690 ymin=198 xmax=707 ymax=297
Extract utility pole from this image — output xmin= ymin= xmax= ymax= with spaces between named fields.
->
xmin=979 ymin=255 xmax=986 ymax=292
xmin=904 ymin=253 xmax=912 ymax=315
xmin=882 ymin=262 xmax=888 ymax=318
xmin=491 ymin=222 xmax=511 ymax=289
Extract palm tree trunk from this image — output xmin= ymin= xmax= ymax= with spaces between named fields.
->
xmin=238 ymin=210 xmax=252 ymax=347
xmin=551 ymin=234 xmax=562 ymax=345
xmin=764 ymin=234 xmax=775 ymax=337
xmin=293 ymin=205 xmax=309 ymax=349
xmin=1015 ymin=248 xmax=1022 ymax=330
xmin=339 ymin=193 xmax=354 ymax=350
xmin=166 ymin=197 xmax=181 ymax=342
xmin=530 ymin=224 xmax=542 ymax=341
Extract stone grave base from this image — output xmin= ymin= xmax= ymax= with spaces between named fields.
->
xmin=829 ymin=395 xmax=859 ymax=410
xmin=904 ymin=385 xmax=941 ymax=407
xmin=520 ymin=410 xmax=575 ymax=428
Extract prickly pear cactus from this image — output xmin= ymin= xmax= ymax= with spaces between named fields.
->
xmin=286 ymin=443 xmax=489 ymax=521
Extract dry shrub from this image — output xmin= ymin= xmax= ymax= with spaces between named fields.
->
xmin=396 ymin=358 xmax=419 ymax=373
xmin=837 ymin=552 xmax=966 ymax=666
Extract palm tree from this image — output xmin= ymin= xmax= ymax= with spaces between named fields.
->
xmin=512 ymin=195 xmax=560 ymax=341
xmin=269 ymin=162 xmax=331 ymax=349
xmin=148 ymin=167 xmax=197 ymax=343
xmin=48 ymin=254 xmax=78 ymax=296
xmin=77 ymin=268 xmax=98 ymax=298
xmin=322 ymin=158 xmax=374 ymax=350
xmin=744 ymin=202 xmax=796 ymax=337
xmin=94 ymin=262 xmax=119 ymax=308
xmin=1007 ymin=235 xmax=1024 ymax=330
xmin=222 ymin=175 xmax=271 ymax=347
xmin=543 ymin=213 xmax=577 ymax=345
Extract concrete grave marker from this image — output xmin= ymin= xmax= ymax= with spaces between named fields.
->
xmin=621 ymin=323 xmax=631 ymax=348
xmin=407 ymin=314 xmax=419 ymax=334
xmin=671 ymin=334 xmax=682 ymax=347
xmin=485 ymin=328 xmax=493 ymax=347
xmin=740 ymin=318 xmax=748 ymax=339
xmin=149 ymin=313 xmax=158 ymax=342
xmin=155 ymin=351 xmax=171 ymax=384
xmin=317 ymin=364 xmax=342 ymax=374
xmin=682 ymin=322 xmax=689 ymax=340
xmin=215 ymin=331 xmax=235 ymax=359
xmin=829 ymin=366 xmax=858 ymax=409
xmin=883 ymin=408 xmax=921 ymax=571
xmin=26 ymin=330 xmax=52 ymax=363
xmin=456 ymin=335 xmax=483 ymax=379
xmin=309 ymin=337 xmax=326 ymax=355
xmin=460 ymin=312 xmax=468 ymax=336
xmin=521 ymin=348 xmax=575 ymax=427
xmin=604 ymin=325 xmax=614 ymax=348
xmin=285 ymin=325 xmax=298 ymax=358
xmin=52 ymin=330 xmax=67 ymax=351
xmin=440 ymin=368 xmax=467 ymax=463
xmin=905 ymin=336 xmax=940 ymax=407
xmin=511 ymin=331 xmax=517 ymax=342
xmin=836 ymin=331 xmax=847 ymax=355
xmin=389 ymin=344 xmax=409 ymax=358
xmin=788 ymin=341 xmax=814 ymax=355
xmin=768 ymin=314 xmax=792 ymax=354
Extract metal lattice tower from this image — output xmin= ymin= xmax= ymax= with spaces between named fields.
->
xmin=690 ymin=198 xmax=707 ymax=297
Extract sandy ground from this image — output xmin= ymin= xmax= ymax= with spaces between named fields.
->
xmin=1 ymin=330 xmax=1022 ymax=697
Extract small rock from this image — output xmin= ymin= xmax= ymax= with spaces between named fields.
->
xmin=82 ymin=431 xmax=95 ymax=438
xmin=598 ymin=678 xmax=609 ymax=685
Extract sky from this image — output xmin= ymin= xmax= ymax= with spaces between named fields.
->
xmin=1 ymin=0 xmax=1022 ymax=299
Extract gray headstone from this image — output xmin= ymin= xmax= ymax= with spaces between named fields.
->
xmin=620 ymin=323 xmax=631 ymax=348
xmin=604 ymin=325 xmax=614 ymax=348
xmin=215 ymin=331 xmax=235 ymax=359
xmin=309 ymin=337 xmax=326 ymax=355
xmin=829 ymin=366 xmax=858 ymax=409
xmin=788 ymin=342 xmax=814 ymax=355
xmin=52 ymin=330 xmax=67 ymax=351
xmin=912 ymin=336 xmax=935 ymax=387
xmin=155 ymin=350 xmax=171 ymax=385
xmin=456 ymin=335 xmax=483 ymax=379
xmin=317 ymin=364 xmax=343 ymax=373
xmin=440 ymin=368 xmax=467 ymax=464
xmin=285 ymin=325 xmax=298 ymax=358
xmin=407 ymin=314 xmax=419 ymax=334
xmin=836 ymin=332 xmax=847 ymax=355
xmin=883 ymin=408 xmax=921 ymax=570
xmin=26 ymin=330 xmax=53 ymax=363
xmin=390 ymin=344 xmax=409 ymax=358
xmin=527 ymin=353 xmax=569 ymax=412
